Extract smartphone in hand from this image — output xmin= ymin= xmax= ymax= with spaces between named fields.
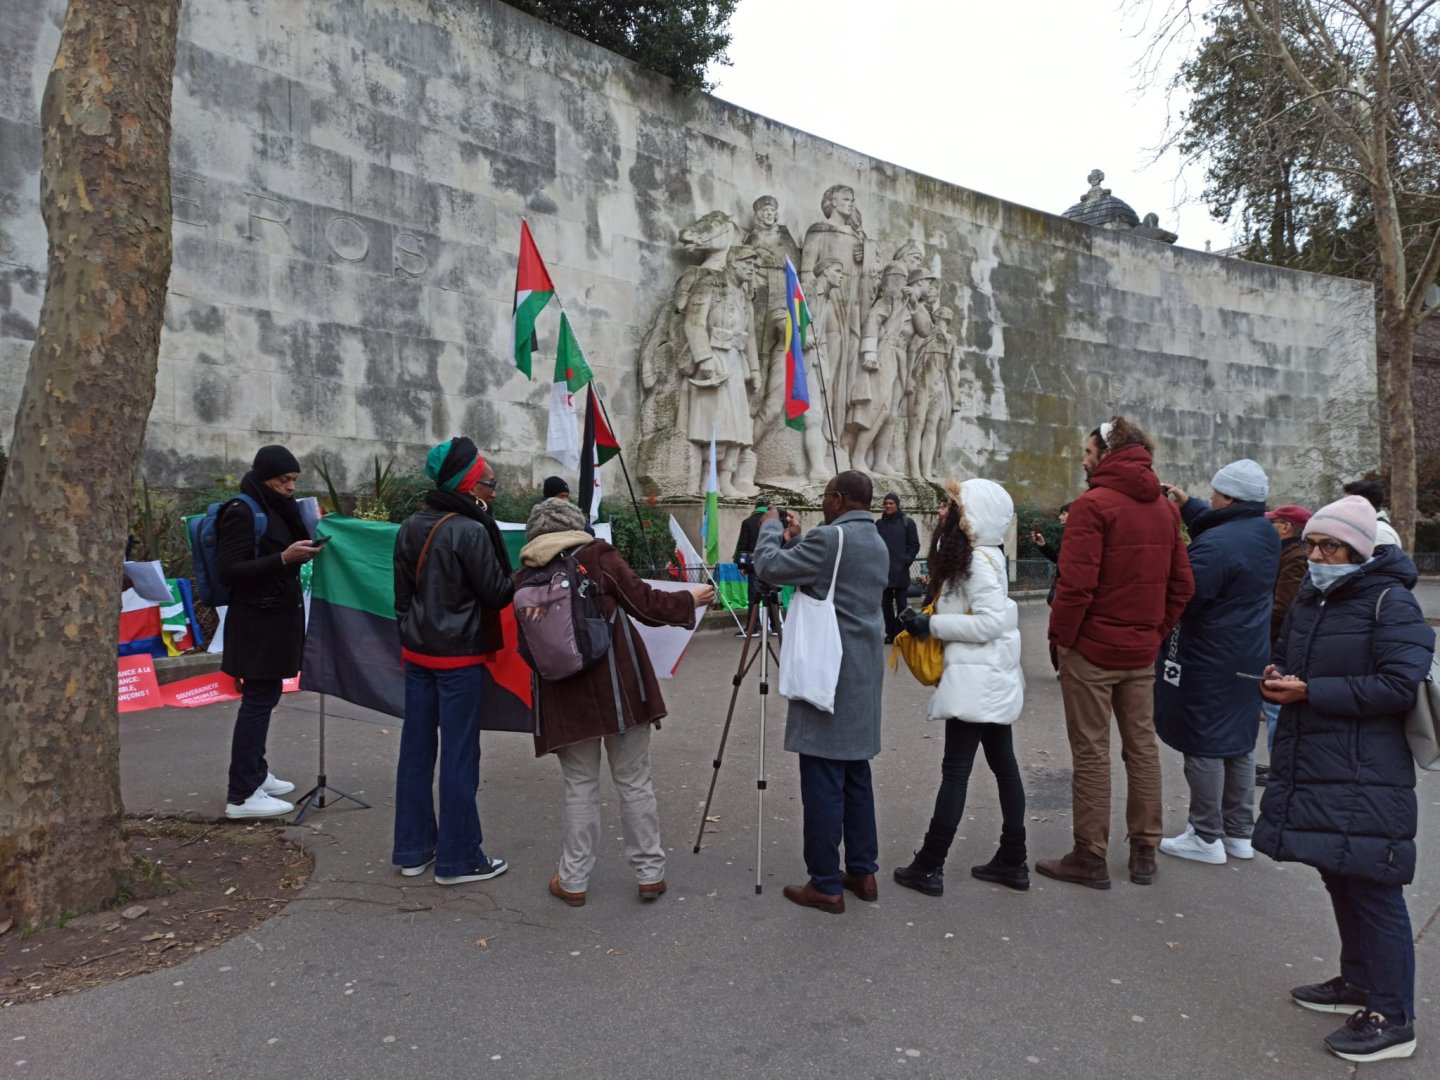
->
xmin=1235 ymin=671 xmax=1265 ymax=682
xmin=311 ymin=535 xmax=332 ymax=547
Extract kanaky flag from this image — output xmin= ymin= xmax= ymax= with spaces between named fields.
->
xmin=513 ymin=221 xmax=555 ymax=378
xmin=577 ymin=388 xmax=619 ymax=524
xmin=783 ymin=258 xmax=811 ymax=431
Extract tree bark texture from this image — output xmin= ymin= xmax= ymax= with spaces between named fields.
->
xmin=0 ymin=0 xmax=180 ymax=925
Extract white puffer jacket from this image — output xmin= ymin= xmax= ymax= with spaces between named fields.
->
xmin=926 ymin=479 xmax=1024 ymax=725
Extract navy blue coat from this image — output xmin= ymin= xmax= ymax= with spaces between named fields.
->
xmin=1253 ymin=546 xmax=1435 ymax=885
xmin=1154 ymin=499 xmax=1279 ymax=757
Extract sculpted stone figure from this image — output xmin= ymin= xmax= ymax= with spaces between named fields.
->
xmin=801 ymin=185 xmax=877 ymax=435
xmin=801 ymin=257 xmax=848 ymax=478
xmin=746 ymin=196 xmax=805 ymax=476
xmin=892 ymin=239 xmax=925 ymax=275
xmin=682 ymin=245 xmax=762 ymax=496
xmin=637 ymin=211 xmax=749 ymax=496
xmin=905 ymin=305 xmax=958 ymax=479
xmin=851 ymin=266 xmax=937 ymax=474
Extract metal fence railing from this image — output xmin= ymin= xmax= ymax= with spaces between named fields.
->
xmin=1413 ymin=552 xmax=1439 ymax=575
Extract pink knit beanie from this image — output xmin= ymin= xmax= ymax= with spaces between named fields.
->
xmin=1303 ymin=495 xmax=1377 ymax=559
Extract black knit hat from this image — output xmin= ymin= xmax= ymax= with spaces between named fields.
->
xmin=252 ymin=444 xmax=301 ymax=481
xmin=543 ymin=475 xmax=570 ymax=499
xmin=884 ymin=491 xmax=901 ymax=506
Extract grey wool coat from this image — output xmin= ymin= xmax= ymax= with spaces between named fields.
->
xmin=753 ymin=511 xmax=889 ymax=760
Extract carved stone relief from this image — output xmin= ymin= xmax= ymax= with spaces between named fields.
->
xmin=637 ymin=188 xmax=969 ymax=498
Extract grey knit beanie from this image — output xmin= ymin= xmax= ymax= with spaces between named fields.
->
xmin=526 ymin=497 xmax=588 ymax=541
xmin=1211 ymin=458 xmax=1269 ymax=502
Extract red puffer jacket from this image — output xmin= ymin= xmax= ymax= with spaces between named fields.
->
xmin=1048 ymin=444 xmax=1194 ymax=669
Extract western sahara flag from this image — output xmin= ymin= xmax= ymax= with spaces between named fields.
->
xmin=512 ymin=221 xmax=555 ymax=378
xmin=547 ymin=313 xmax=592 ymax=470
xmin=300 ymin=516 xmax=532 ymax=731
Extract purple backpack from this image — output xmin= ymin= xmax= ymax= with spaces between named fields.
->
xmin=512 ymin=549 xmax=613 ymax=680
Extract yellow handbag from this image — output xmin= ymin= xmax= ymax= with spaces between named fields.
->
xmin=888 ymin=602 xmax=943 ymax=686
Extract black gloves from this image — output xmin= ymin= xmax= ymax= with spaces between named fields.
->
xmin=900 ymin=609 xmax=931 ymax=641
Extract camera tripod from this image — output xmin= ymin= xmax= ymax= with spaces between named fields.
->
xmin=693 ymin=585 xmax=785 ymax=894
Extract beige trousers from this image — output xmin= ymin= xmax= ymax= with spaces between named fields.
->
xmin=555 ymin=726 xmax=665 ymax=891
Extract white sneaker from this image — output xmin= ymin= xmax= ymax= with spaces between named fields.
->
xmin=1223 ymin=836 xmax=1254 ymax=860
xmin=261 ymin=772 xmax=295 ymax=797
xmin=399 ymin=857 xmax=435 ymax=878
xmin=225 ymin=788 xmax=295 ymax=819
xmin=1159 ymin=825 xmax=1227 ymax=864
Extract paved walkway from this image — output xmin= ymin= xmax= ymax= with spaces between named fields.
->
xmin=2 ymin=604 xmax=1436 ymax=1079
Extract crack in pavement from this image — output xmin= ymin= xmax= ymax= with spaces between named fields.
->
xmin=1413 ymin=899 xmax=1440 ymax=945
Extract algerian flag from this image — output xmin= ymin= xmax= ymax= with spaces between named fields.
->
xmin=702 ymin=425 xmax=720 ymax=565
xmin=547 ymin=313 xmax=592 ymax=470
xmin=512 ymin=221 xmax=555 ymax=378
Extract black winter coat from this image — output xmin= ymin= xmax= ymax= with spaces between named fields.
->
xmin=1154 ymin=499 xmax=1279 ymax=757
xmin=875 ymin=511 xmax=920 ymax=589
xmin=217 ymin=496 xmax=306 ymax=681
xmin=393 ymin=507 xmax=515 ymax=664
xmin=1253 ymin=546 xmax=1435 ymax=884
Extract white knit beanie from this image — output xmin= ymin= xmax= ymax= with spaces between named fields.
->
xmin=1211 ymin=459 xmax=1269 ymax=502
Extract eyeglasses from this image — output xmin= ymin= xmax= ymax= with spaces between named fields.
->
xmin=476 ymin=477 xmax=498 ymax=492
xmin=1303 ymin=538 xmax=1346 ymax=556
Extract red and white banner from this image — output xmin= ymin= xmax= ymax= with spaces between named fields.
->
xmin=119 ymin=660 xmax=300 ymax=712
xmin=117 ymin=655 xmax=163 ymax=713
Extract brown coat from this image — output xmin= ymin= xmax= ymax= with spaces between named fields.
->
xmin=531 ymin=540 xmax=697 ymax=756
xmin=1270 ymin=536 xmax=1307 ymax=648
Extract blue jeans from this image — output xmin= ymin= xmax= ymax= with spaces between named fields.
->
xmin=797 ymin=754 xmax=879 ymax=895
xmin=1261 ymin=700 xmax=1281 ymax=754
xmin=227 ymin=678 xmax=282 ymax=804
xmin=393 ymin=663 xmax=490 ymax=876
xmin=1321 ymin=871 xmax=1415 ymax=1026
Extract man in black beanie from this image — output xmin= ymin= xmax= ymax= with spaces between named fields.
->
xmin=874 ymin=491 xmax=920 ymax=643
xmin=219 ymin=444 xmax=321 ymax=818
xmin=542 ymin=476 xmax=571 ymax=500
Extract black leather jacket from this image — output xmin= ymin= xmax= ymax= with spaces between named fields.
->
xmin=393 ymin=507 xmax=515 ymax=663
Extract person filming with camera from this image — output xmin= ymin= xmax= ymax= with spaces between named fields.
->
xmin=752 ymin=470 xmax=889 ymax=913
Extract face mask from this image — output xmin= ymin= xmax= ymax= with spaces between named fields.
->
xmin=1308 ymin=561 xmax=1362 ymax=592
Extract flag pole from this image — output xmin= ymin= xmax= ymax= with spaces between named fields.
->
xmin=812 ymin=343 xmax=841 ymax=475
xmin=592 ymin=385 xmax=663 ymax=576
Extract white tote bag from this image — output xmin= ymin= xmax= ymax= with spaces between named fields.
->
xmin=778 ymin=526 xmax=844 ymax=713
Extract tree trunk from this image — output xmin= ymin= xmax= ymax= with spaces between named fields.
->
xmin=0 ymin=0 xmax=181 ymax=926
xmin=1382 ymin=315 xmax=1419 ymax=549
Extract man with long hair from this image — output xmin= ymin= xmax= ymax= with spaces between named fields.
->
xmin=1038 ymin=417 xmax=1194 ymax=890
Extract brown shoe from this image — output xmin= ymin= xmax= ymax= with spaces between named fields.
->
xmin=638 ymin=878 xmax=667 ymax=902
xmin=841 ymin=872 xmax=878 ymax=902
xmin=1035 ymin=848 xmax=1112 ymax=890
xmin=782 ymin=882 xmax=845 ymax=914
xmin=549 ymin=874 xmax=586 ymax=907
xmin=1129 ymin=843 xmax=1157 ymax=885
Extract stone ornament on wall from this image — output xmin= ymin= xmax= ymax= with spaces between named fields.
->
xmin=637 ymin=187 xmax=964 ymax=498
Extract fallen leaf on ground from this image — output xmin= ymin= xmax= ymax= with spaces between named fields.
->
xmin=472 ymin=938 xmax=489 ymax=949
xmin=705 ymin=815 xmax=721 ymax=822
xmin=0 ymin=916 xmax=12 ymax=936
xmin=1165 ymin=941 xmax=1180 ymax=949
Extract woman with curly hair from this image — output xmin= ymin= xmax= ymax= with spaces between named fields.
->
xmin=893 ymin=478 xmax=1028 ymax=895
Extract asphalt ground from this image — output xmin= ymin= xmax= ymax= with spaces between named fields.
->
xmin=1 ymin=600 xmax=1436 ymax=1080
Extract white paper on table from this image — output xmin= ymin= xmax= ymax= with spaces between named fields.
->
xmin=123 ymin=559 xmax=172 ymax=603
xmin=208 ymin=606 xmax=227 ymax=653
xmin=630 ymin=580 xmax=706 ymax=678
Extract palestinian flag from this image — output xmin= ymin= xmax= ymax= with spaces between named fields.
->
xmin=577 ymin=387 xmax=620 ymax=524
xmin=301 ymin=516 xmax=532 ymax=732
xmin=512 ymin=221 xmax=555 ymax=378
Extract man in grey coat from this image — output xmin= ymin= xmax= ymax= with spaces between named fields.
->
xmin=753 ymin=470 xmax=890 ymax=913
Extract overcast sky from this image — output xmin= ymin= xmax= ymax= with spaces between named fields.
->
xmin=707 ymin=0 xmax=1231 ymax=253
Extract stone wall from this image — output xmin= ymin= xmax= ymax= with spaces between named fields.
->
xmin=1 ymin=0 xmax=1377 ymax=509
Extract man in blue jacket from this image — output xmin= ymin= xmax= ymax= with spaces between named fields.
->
xmin=1154 ymin=459 xmax=1280 ymax=865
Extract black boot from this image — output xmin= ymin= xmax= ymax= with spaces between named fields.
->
xmin=893 ymin=852 xmax=944 ymax=897
xmin=971 ymin=825 xmax=1029 ymax=891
